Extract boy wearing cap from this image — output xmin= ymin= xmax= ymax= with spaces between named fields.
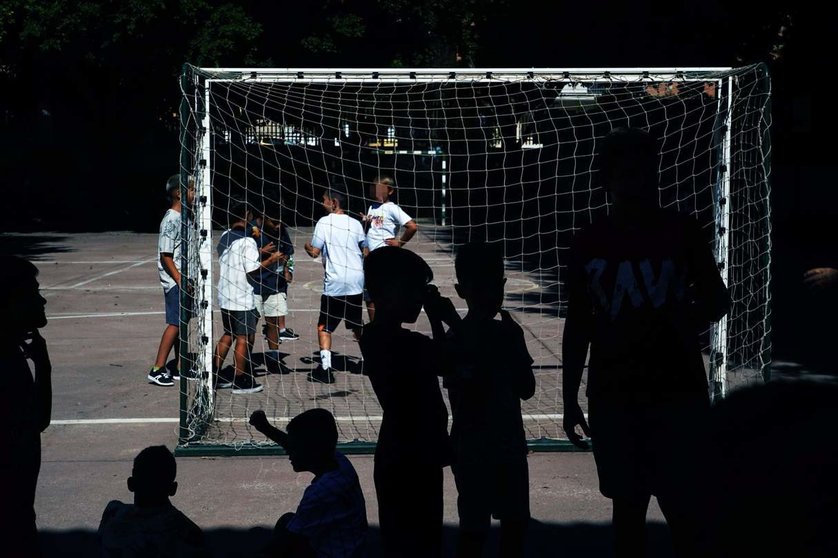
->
xmin=360 ymin=176 xmax=418 ymax=322
xmin=148 ymin=174 xmax=195 ymax=386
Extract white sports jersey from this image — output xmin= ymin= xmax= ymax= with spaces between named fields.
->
xmin=216 ymin=229 xmax=260 ymax=311
xmin=311 ymin=213 xmax=365 ymax=297
xmin=365 ymin=201 xmax=412 ymax=252
xmin=157 ymin=209 xmax=181 ymax=293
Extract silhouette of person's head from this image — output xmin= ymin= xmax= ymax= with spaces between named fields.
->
xmin=286 ymin=408 xmax=339 ymax=473
xmin=128 ymin=446 xmax=178 ymax=506
xmin=0 ymin=255 xmax=46 ymax=339
xmin=364 ymin=246 xmax=433 ymax=324
xmin=455 ymin=242 xmax=506 ymax=319
xmin=597 ymin=127 xmax=659 ymax=211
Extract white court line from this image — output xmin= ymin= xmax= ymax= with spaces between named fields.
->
xmin=43 ymin=286 xmax=161 ymax=292
xmin=37 ymin=260 xmax=150 ymax=265
xmin=48 ymin=311 xmax=165 ymax=320
xmin=47 ymin=258 xmax=156 ymax=290
xmin=51 ymin=414 xmax=572 ymax=425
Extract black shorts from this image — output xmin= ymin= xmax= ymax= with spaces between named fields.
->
xmin=318 ymin=294 xmax=363 ymax=333
xmin=221 ymin=308 xmax=258 ymax=336
xmin=589 ymin=397 xmax=710 ymax=501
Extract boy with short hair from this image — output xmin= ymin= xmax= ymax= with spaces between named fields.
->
xmin=97 ymin=445 xmax=208 ymax=557
xmin=360 ymin=175 xmax=418 ymax=322
xmin=562 ymin=128 xmax=729 ymax=558
xmin=304 ymin=189 xmax=366 ymax=384
xmin=214 ymin=199 xmax=281 ymax=394
xmin=446 ymin=241 xmax=536 ymax=558
xmin=149 ymin=174 xmax=195 ymax=386
xmin=249 ymin=408 xmax=368 ymax=558
xmin=359 ymin=246 xmax=459 ymax=558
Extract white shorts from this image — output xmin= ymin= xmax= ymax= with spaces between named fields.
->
xmin=255 ymin=292 xmax=288 ymax=318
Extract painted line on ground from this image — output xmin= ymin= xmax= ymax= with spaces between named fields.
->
xmin=46 ymin=258 xmax=156 ymax=290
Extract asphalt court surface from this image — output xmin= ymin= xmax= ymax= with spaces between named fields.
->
xmin=3 ymin=229 xmax=671 ymax=556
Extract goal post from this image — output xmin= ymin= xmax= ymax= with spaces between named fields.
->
xmin=176 ymin=65 xmax=771 ymax=456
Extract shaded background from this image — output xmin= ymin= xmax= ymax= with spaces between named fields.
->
xmin=0 ymin=1 xmax=832 ymax=367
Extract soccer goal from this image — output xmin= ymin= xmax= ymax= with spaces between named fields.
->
xmin=175 ymin=65 xmax=771 ymax=455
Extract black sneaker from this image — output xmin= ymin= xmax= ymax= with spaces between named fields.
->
xmin=148 ymin=368 xmax=174 ymax=387
xmin=215 ymin=366 xmax=235 ymax=389
xmin=232 ymin=374 xmax=264 ymax=394
xmin=308 ymin=366 xmax=336 ymax=384
xmin=278 ymin=328 xmax=300 ymax=341
xmin=166 ymin=360 xmax=180 ymax=381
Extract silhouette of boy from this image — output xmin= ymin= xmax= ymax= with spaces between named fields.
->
xmin=359 ymin=246 xmax=459 ymax=558
xmin=0 ymin=255 xmax=51 ymax=556
xmin=446 ymin=242 xmax=535 ymax=558
xmin=97 ymin=445 xmax=207 ymax=557
xmin=249 ymin=408 xmax=368 ymax=558
xmin=562 ymin=127 xmax=729 ymax=557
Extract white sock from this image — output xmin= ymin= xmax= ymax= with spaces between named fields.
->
xmin=320 ymin=350 xmax=332 ymax=370
xmin=280 ymin=328 xmax=287 ymax=333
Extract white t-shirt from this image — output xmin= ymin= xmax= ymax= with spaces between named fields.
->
xmin=286 ymin=452 xmax=368 ymax=558
xmin=216 ymin=229 xmax=260 ymax=311
xmin=157 ymin=209 xmax=181 ymax=293
xmin=365 ymin=201 xmax=413 ymax=252
xmin=311 ymin=213 xmax=365 ymax=297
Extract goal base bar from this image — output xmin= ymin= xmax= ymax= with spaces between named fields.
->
xmin=174 ymin=438 xmax=588 ymax=458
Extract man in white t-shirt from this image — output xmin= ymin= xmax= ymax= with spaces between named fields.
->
xmin=149 ymin=174 xmax=195 ymax=387
xmin=360 ymin=176 xmax=418 ymax=321
xmin=305 ymin=189 xmax=366 ymax=384
xmin=213 ymin=200 xmax=282 ymax=394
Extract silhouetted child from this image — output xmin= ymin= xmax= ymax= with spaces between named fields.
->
xmin=359 ymin=246 xmax=459 ymax=558
xmin=249 ymin=409 xmax=368 ymax=558
xmin=0 ymin=255 xmax=51 ymax=556
xmin=562 ymin=127 xmax=729 ymax=558
xmin=446 ymin=242 xmax=535 ymax=558
xmin=97 ymin=445 xmax=207 ymax=557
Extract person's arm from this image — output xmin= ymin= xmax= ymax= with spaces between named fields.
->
xmin=304 ymin=242 xmax=320 ymax=258
xmin=160 ymin=253 xmax=182 ymax=287
xmin=249 ymin=410 xmax=290 ymax=449
xmin=423 ymin=285 xmax=461 ymax=377
xmin=685 ymin=218 xmax=729 ymax=324
xmin=384 ymin=206 xmax=417 ymax=247
xmin=500 ymin=310 xmax=536 ymax=400
xmin=306 ymin=220 xmax=325 ymax=258
xmin=23 ymin=330 xmax=52 ymax=433
xmin=562 ymin=245 xmax=592 ymax=449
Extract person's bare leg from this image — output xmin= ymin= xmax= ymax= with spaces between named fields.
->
xmin=265 ymin=316 xmax=281 ymax=350
xmin=214 ymin=334 xmax=232 ymax=371
xmin=154 ymin=324 xmax=178 ymax=369
xmin=613 ymin=496 xmax=651 ymax=558
xmin=233 ymin=335 xmax=249 ymax=377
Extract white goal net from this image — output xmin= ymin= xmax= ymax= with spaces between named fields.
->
xmin=176 ymin=65 xmax=771 ymax=453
